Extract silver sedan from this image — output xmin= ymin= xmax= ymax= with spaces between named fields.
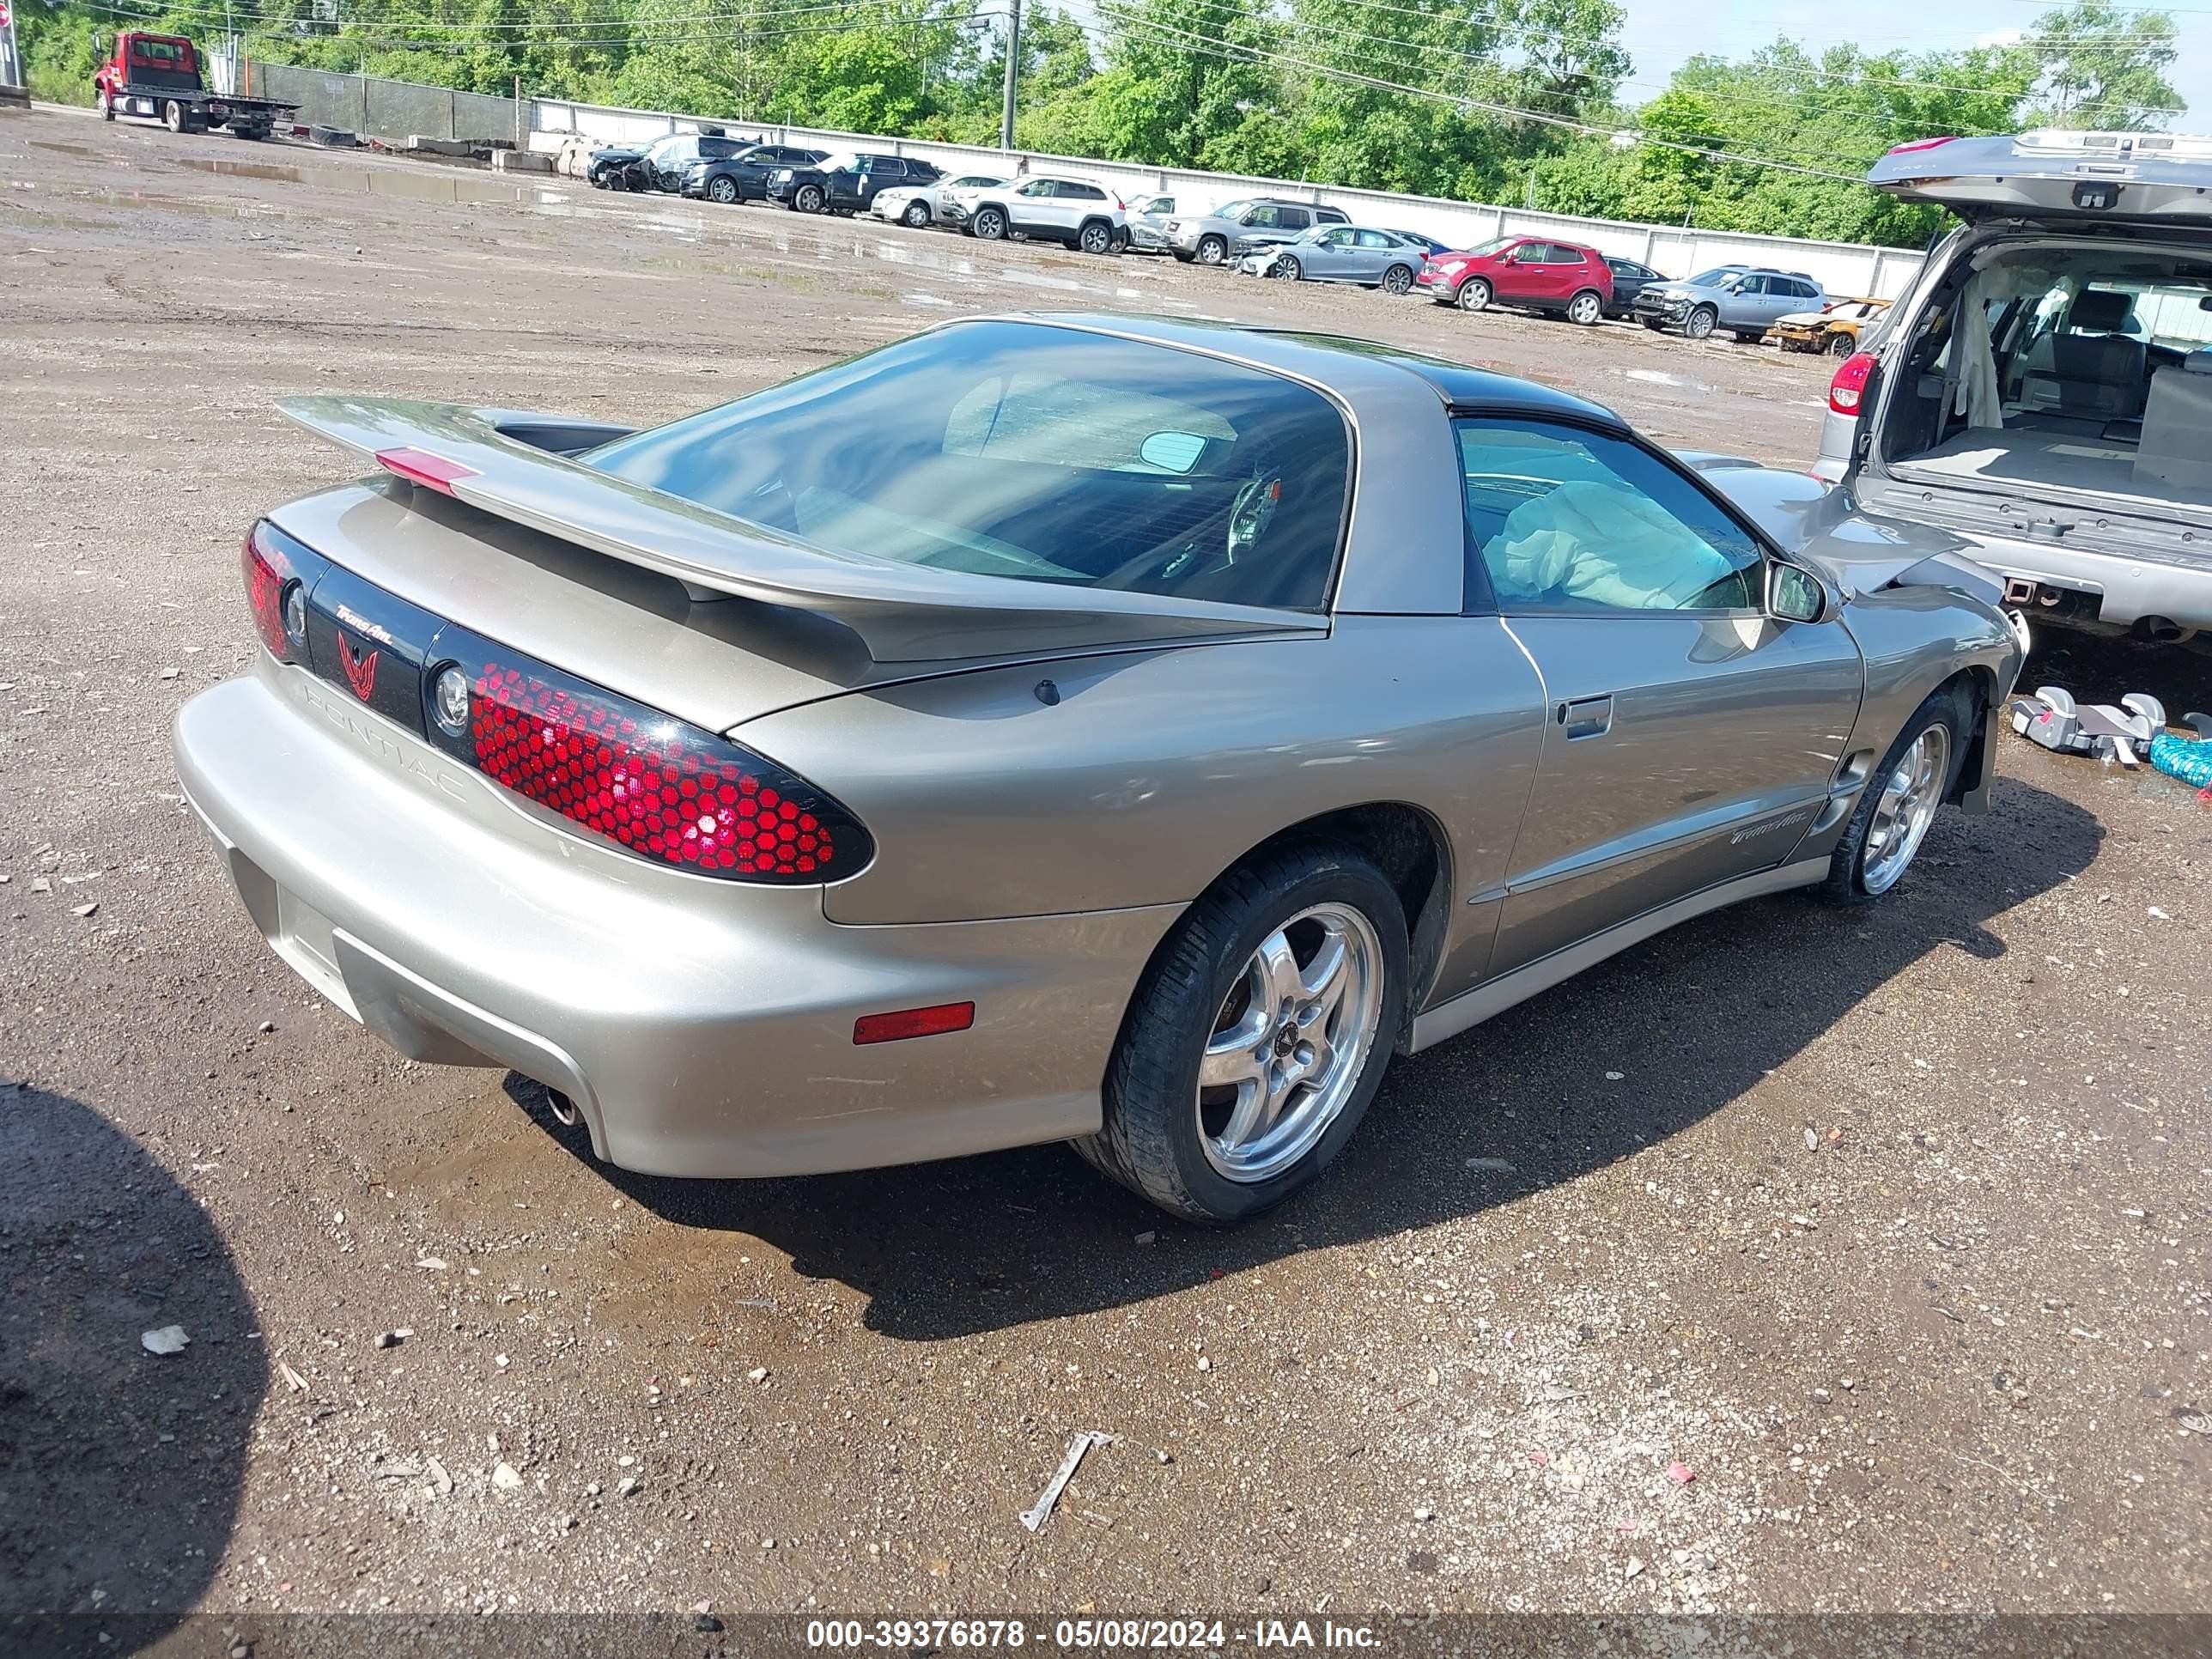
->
xmin=176 ymin=315 xmax=2021 ymax=1221
xmin=1237 ymin=225 xmax=1426 ymax=293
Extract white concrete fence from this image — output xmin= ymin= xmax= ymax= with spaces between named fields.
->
xmin=530 ymin=94 xmax=1930 ymax=300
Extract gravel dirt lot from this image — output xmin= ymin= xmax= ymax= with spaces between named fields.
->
xmin=3 ymin=107 xmax=2211 ymax=1646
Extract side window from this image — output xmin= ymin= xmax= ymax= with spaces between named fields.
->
xmin=1020 ymin=179 xmax=1054 ymax=197
xmin=1354 ymin=229 xmax=1391 ymax=249
xmin=1243 ymin=204 xmax=1282 ymax=228
xmin=1069 ymin=184 xmax=1104 ymax=200
xmin=1318 ymin=209 xmax=1349 ymax=224
xmin=1279 ymin=208 xmax=1311 ymax=230
xmin=1455 ymin=419 xmax=1766 ymax=613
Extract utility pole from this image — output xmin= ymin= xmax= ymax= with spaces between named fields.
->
xmin=999 ymin=0 xmax=1022 ymax=151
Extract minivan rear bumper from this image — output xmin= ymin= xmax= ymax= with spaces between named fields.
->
xmin=174 ymin=659 xmax=1181 ymax=1179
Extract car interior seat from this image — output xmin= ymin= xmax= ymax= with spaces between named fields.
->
xmin=2019 ymin=289 xmax=2149 ymax=422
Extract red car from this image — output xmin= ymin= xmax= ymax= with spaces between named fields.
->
xmin=1413 ymin=236 xmax=1613 ymax=325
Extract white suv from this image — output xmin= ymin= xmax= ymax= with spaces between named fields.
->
xmin=956 ymin=175 xmax=1127 ymax=254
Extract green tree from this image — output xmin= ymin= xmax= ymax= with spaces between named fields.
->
xmin=2021 ymin=0 xmax=2184 ymax=128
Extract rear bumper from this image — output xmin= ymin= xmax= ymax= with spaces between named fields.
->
xmin=174 ymin=662 xmax=1181 ymax=1179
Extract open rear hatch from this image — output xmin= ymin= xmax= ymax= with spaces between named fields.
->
xmin=1869 ymin=131 xmax=2212 ymax=224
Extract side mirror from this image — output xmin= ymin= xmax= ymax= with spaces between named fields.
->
xmin=1766 ymin=561 xmax=1832 ymax=625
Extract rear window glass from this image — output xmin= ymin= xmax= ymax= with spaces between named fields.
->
xmin=588 ymin=321 xmax=1352 ymax=611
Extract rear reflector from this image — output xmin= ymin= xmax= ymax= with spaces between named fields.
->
xmin=442 ymin=637 xmax=873 ymax=883
xmin=1828 ymin=349 xmax=1877 ymax=415
xmin=854 ymin=1003 xmax=975 ymax=1045
xmin=375 ymin=447 xmax=478 ymax=495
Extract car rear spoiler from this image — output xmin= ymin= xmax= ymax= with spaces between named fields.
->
xmin=276 ymin=396 xmax=1324 ymax=665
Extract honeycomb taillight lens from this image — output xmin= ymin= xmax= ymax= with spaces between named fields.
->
xmin=441 ymin=640 xmax=872 ymax=883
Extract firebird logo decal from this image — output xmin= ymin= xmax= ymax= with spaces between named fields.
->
xmin=337 ymin=633 xmax=380 ymax=702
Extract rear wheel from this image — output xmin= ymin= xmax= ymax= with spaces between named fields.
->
xmin=972 ymin=205 xmax=1007 ymax=240
xmin=1455 ymin=276 xmax=1492 ymax=313
xmin=1826 ymin=330 xmax=1856 ymax=356
xmin=1079 ymin=219 xmax=1114 ymax=255
xmin=1684 ymin=305 xmax=1717 ymax=341
xmin=707 ymin=175 xmax=738 ymax=204
xmin=1381 ymin=263 xmax=1413 ymax=295
xmin=1565 ymin=288 xmax=1603 ymax=325
xmin=162 ymin=100 xmax=186 ymax=134
xmin=902 ymin=198 xmax=931 ymax=228
xmin=1819 ymin=683 xmax=1972 ymax=905
xmin=1078 ymin=842 xmax=1408 ymax=1224
xmin=1196 ymin=234 xmax=1227 ymax=265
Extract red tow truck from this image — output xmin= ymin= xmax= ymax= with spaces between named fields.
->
xmin=92 ymin=32 xmax=297 ymax=139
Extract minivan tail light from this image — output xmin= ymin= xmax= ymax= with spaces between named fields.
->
xmin=440 ymin=639 xmax=873 ymax=883
xmin=1829 ymin=350 xmax=1876 ymax=415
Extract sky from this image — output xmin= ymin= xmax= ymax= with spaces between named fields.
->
xmin=1616 ymin=0 xmax=2211 ymax=125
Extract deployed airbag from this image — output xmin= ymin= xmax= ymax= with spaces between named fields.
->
xmin=1484 ymin=480 xmax=1734 ymax=610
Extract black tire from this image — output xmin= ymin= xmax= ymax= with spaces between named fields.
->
xmin=1641 ymin=317 xmax=1666 ymax=331
xmin=1734 ymin=329 xmax=1763 ymax=344
xmin=901 ymin=198 xmax=931 ymax=228
xmin=1455 ymin=276 xmax=1492 ymax=313
xmin=1196 ymin=234 xmax=1227 ymax=265
xmin=707 ymin=175 xmax=738 ymax=204
xmin=1173 ymin=250 xmax=1195 ymax=263
xmin=1380 ymin=263 xmax=1413 ymax=295
xmin=1684 ymin=306 xmax=1717 ymax=341
xmin=972 ymin=205 xmax=1006 ymax=240
xmin=100 ymin=88 xmax=116 ymax=122
xmin=1818 ymin=681 xmax=1974 ymax=907
xmin=1076 ymin=842 xmax=1409 ymax=1224
xmin=162 ymin=100 xmax=186 ymax=135
xmin=1566 ymin=289 xmax=1604 ymax=326
xmin=1276 ymin=253 xmax=1302 ymax=281
xmin=1826 ymin=331 xmax=1856 ymax=356
xmin=795 ymin=183 xmax=824 ymax=214
xmin=1079 ymin=219 xmax=1114 ymax=255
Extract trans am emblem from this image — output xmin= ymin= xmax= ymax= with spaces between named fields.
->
xmin=337 ymin=633 xmax=380 ymax=702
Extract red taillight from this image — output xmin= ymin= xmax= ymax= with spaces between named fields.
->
xmin=1885 ymin=136 xmax=1957 ymax=155
xmin=459 ymin=649 xmax=872 ymax=883
xmin=375 ymin=447 xmax=478 ymax=495
xmin=854 ymin=1003 xmax=975 ymax=1045
xmin=240 ymin=520 xmax=318 ymax=662
xmin=1828 ymin=350 xmax=1876 ymax=415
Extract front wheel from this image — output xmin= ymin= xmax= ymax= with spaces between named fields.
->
xmin=1819 ymin=684 xmax=1972 ymax=905
xmin=1455 ymin=276 xmax=1492 ymax=312
xmin=1076 ymin=842 xmax=1407 ymax=1224
xmin=707 ymin=176 xmax=738 ymax=204
xmin=99 ymin=88 xmax=116 ymax=121
xmin=971 ymin=205 xmax=1007 ymax=240
xmin=1684 ymin=305 xmax=1717 ymax=341
xmin=902 ymin=199 xmax=931 ymax=228
xmin=1565 ymin=289 xmax=1603 ymax=326
xmin=1275 ymin=253 xmax=1302 ymax=281
xmin=1380 ymin=264 xmax=1413 ymax=295
xmin=794 ymin=184 xmax=824 ymax=214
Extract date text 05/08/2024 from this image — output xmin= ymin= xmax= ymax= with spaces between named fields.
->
xmin=805 ymin=1619 xmax=1382 ymax=1650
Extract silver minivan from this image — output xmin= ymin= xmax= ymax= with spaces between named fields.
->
xmin=1814 ymin=130 xmax=2212 ymax=644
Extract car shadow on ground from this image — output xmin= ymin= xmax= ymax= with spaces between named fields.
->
xmin=0 ymin=1086 xmax=265 ymax=1650
xmin=517 ymin=775 xmax=2101 ymax=1342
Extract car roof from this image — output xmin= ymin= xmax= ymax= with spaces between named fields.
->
xmin=1011 ymin=313 xmax=1626 ymax=426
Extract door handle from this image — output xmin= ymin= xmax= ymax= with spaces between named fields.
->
xmin=1558 ymin=695 xmax=1613 ymax=739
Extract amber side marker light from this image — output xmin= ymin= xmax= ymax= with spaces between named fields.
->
xmin=854 ymin=1003 xmax=976 ymax=1045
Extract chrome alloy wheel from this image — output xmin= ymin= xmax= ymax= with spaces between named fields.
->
xmin=1861 ymin=724 xmax=1949 ymax=895
xmin=1196 ymin=902 xmax=1384 ymax=1182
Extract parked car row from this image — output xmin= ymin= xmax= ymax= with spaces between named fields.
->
xmin=584 ymin=137 xmax=1893 ymax=354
